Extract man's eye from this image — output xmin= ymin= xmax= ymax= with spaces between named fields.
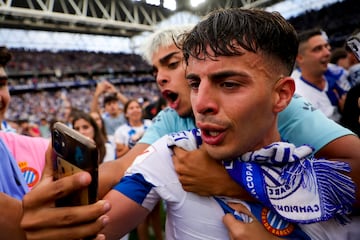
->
xmin=188 ymin=80 xmax=199 ymax=89
xmin=221 ymin=81 xmax=238 ymax=89
xmin=168 ymin=61 xmax=179 ymax=69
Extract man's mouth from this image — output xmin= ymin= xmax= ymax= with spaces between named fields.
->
xmin=207 ymin=130 xmax=221 ymax=137
xmin=201 ymin=129 xmax=225 ymax=145
xmin=163 ymin=90 xmax=178 ymax=103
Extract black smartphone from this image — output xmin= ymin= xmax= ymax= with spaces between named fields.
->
xmin=52 ymin=121 xmax=99 ymax=207
xmin=347 ymin=35 xmax=360 ymax=61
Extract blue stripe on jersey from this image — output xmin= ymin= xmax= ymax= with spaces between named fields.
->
xmin=114 ymin=173 xmax=155 ymax=205
xmin=216 ymin=199 xmax=311 ymax=240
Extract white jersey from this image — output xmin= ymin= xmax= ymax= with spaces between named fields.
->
xmin=300 ymin=217 xmax=360 ymax=240
xmin=294 ymin=78 xmax=341 ymax=121
xmin=348 ymin=63 xmax=360 ymax=86
xmin=114 ymin=135 xmax=314 ymax=240
xmin=115 ymin=136 xmax=229 ymax=239
xmin=114 ymin=119 xmax=152 ymax=146
xmin=292 ymin=64 xmax=350 ymax=122
xmin=103 ymin=142 xmax=116 ymax=162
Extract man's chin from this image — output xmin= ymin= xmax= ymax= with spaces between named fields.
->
xmin=176 ymin=108 xmax=193 ymax=119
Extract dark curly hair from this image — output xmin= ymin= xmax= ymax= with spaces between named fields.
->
xmin=181 ymin=8 xmax=299 ymax=76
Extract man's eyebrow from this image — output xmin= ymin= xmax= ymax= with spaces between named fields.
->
xmin=209 ymin=70 xmax=248 ymax=80
xmin=159 ymin=51 xmax=181 ymax=65
xmin=185 ymin=73 xmax=198 ymax=80
xmin=186 ymin=70 xmax=249 ymax=80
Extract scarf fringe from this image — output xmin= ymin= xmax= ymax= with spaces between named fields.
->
xmin=282 ymin=158 xmax=355 ymax=224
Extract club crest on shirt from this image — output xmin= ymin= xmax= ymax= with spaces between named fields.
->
xmin=18 ymin=162 xmax=40 ymax=188
xmin=261 ymin=207 xmax=295 ymax=236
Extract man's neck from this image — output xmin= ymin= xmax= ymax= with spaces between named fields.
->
xmin=249 ymin=128 xmax=282 ymax=153
xmin=129 ymin=119 xmax=142 ymax=127
xmin=301 ymin=71 xmax=326 ymax=90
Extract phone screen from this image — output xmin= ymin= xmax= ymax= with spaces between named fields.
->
xmin=347 ymin=36 xmax=360 ymax=61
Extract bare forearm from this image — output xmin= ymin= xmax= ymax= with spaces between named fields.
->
xmin=98 ymin=143 xmax=149 ymax=198
xmin=206 ymin=169 xmax=254 ymax=201
xmin=0 ymin=193 xmax=25 ymax=240
xmin=116 ymin=92 xmax=129 ymax=105
xmin=90 ymin=95 xmax=101 ymax=113
xmin=173 ymin=147 xmax=255 ymax=201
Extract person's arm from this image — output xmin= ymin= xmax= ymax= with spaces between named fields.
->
xmin=173 ymin=135 xmax=360 ymax=206
xmin=314 ymin=134 xmax=360 ymax=207
xmin=101 ymin=190 xmax=149 ymax=240
xmin=98 ymin=143 xmax=149 ymax=198
xmin=0 ymin=193 xmax=25 ymax=240
xmin=115 ymin=143 xmax=129 ymax=158
xmin=90 ymin=81 xmax=107 ymax=113
xmin=172 ymin=146 xmax=252 ymax=200
xmin=104 ymin=80 xmax=129 ymax=105
xmin=91 ymin=80 xmax=129 ymax=112
xmin=223 ymin=202 xmax=282 ymax=240
xmin=21 ymin=145 xmax=111 ymax=240
xmin=115 ymin=90 xmax=128 ymax=105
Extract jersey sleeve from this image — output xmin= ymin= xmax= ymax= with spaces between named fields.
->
xmin=114 ymin=135 xmax=179 ymax=211
xmin=139 ymin=107 xmax=195 ymax=145
xmin=278 ymin=94 xmax=354 ymax=153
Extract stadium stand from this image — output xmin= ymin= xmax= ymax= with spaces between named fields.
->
xmin=4 ymin=0 xmax=360 ymax=132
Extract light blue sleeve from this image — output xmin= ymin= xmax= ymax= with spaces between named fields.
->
xmin=0 ymin=138 xmax=28 ymax=200
xmin=278 ymin=94 xmax=354 ymax=153
xmin=139 ymin=107 xmax=196 ymax=145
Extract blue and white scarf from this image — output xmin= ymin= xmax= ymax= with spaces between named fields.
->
xmin=167 ymin=129 xmax=355 ymax=224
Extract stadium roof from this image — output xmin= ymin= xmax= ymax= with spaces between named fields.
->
xmin=0 ymin=0 xmax=339 ymax=38
xmin=0 ymin=0 xmax=343 ymax=52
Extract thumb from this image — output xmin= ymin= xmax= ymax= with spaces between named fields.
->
xmin=42 ymin=142 xmax=55 ymax=180
xmin=223 ymin=213 xmax=246 ymax=240
xmin=172 ymin=146 xmax=188 ymax=159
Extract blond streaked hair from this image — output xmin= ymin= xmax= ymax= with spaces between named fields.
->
xmin=140 ymin=25 xmax=194 ymax=64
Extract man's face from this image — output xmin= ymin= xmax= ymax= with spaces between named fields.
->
xmin=105 ymin=101 xmax=120 ymax=117
xmin=151 ymin=44 xmax=192 ymax=117
xmin=73 ymin=118 xmax=95 ymax=140
xmin=187 ymin=48 xmax=279 ymax=160
xmin=0 ymin=66 xmax=10 ymax=123
xmin=125 ymin=100 xmax=143 ymax=122
xmin=298 ymin=35 xmax=331 ymax=75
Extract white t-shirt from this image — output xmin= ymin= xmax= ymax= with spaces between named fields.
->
xmin=114 ymin=119 xmax=152 ymax=146
xmin=116 ymin=134 xmax=315 ymax=240
xmin=292 ymin=64 xmax=350 ymax=122
xmin=294 ymin=77 xmax=341 ymax=121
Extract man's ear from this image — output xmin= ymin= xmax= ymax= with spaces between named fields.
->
xmin=273 ymin=77 xmax=295 ymax=113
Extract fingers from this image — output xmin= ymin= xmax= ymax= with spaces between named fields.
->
xmin=42 ymin=143 xmax=54 ymax=179
xmin=23 ymin=171 xmax=92 ymax=208
xmin=223 ymin=213 xmax=245 ymax=240
xmin=172 ymin=147 xmax=189 ymax=175
xmin=25 ymin=214 xmax=109 ymax=240
xmin=22 ymin=200 xmax=110 ymax=230
xmin=227 ymin=202 xmax=253 ymax=218
xmin=93 ymin=234 xmax=106 ymax=240
xmin=222 ymin=203 xmax=256 ymax=240
xmin=172 ymin=146 xmax=188 ymax=159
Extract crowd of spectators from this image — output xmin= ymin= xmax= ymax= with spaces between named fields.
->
xmin=288 ymin=0 xmax=360 ymax=48
xmin=5 ymin=82 xmax=160 ymax=131
xmin=4 ymin=0 xmax=359 ymax=135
